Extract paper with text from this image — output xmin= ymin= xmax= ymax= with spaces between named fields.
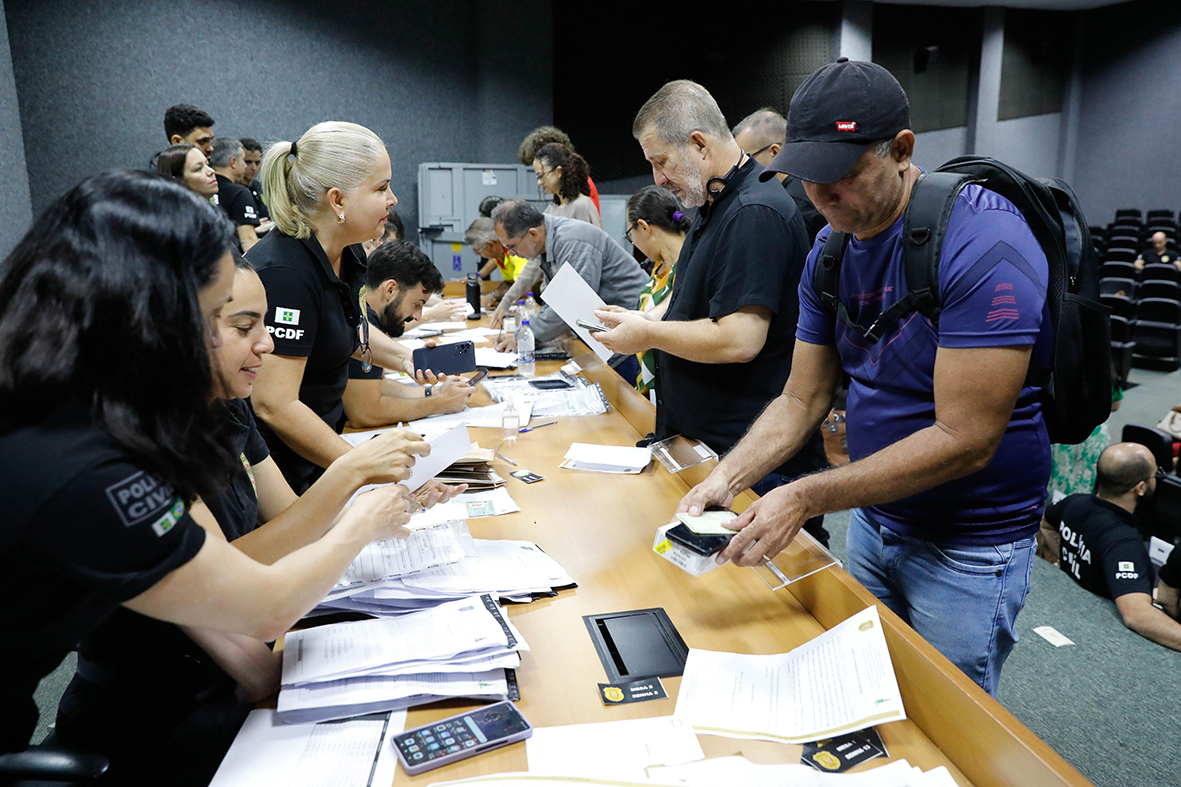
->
xmin=540 ymin=263 xmax=612 ymax=362
xmin=673 ymin=606 xmax=905 ymax=744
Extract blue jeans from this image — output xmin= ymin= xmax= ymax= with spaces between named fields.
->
xmin=846 ymin=508 xmax=1034 ymax=696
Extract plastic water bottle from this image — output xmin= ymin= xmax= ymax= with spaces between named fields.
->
xmin=514 ymin=300 xmax=526 ymax=342
xmin=517 ymin=318 xmax=535 ymax=378
xmin=524 ymin=291 xmax=538 ymax=320
xmin=501 ymin=396 xmax=519 ymax=441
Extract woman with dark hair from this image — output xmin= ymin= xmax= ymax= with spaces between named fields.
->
xmin=53 ymin=255 xmax=448 ymax=785
xmin=619 ymin=186 xmax=691 ymax=398
xmin=0 ymin=170 xmax=413 ymax=759
xmin=533 ymin=142 xmax=600 ymax=228
xmin=156 ymin=142 xmax=218 ymax=201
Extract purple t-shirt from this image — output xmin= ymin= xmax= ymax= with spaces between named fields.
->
xmin=796 ymin=184 xmax=1052 ymax=545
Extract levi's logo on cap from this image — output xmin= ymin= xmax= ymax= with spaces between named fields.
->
xmin=836 ymin=121 xmax=857 ymax=132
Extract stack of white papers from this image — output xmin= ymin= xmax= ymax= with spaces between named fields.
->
xmin=560 ymin=442 xmax=652 ymax=474
xmin=332 ymin=521 xmax=473 ymax=589
xmin=279 ymin=594 xmax=527 ymax=724
xmin=210 ymin=709 xmax=404 ymax=787
xmin=319 ymin=539 xmax=575 ymax=615
xmin=475 ymin=347 xmax=519 ymax=368
xmin=406 ymin=488 xmax=522 ymax=529
xmin=673 ymin=606 xmax=906 ymax=744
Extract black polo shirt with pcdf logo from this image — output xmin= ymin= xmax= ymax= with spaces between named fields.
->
xmin=1044 ymin=494 xmax=1153 ymax=599
xmin=654 ymin=156 xmax=826 ymax=479
xmin=214 ymin=174 xmax=260 ymax=227
xmin=248 ymin=230 xmax=366 ymax=491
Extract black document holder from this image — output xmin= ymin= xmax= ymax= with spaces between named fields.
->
xmin=582 ymin=607 xmax=689 ymax=683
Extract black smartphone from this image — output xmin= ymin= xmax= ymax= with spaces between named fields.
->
xmin=412 ymin=341 xmax=477 ymax=375
xmin=391 ymin=701 xmax=533 ymax=775
xmin=528 ymin=378 xmax=574 ymax=390
xmin=666 ymin=523 xmax=733 ymax=556
xmin=576 ymin=319 xmax=609 ymax=333
xmin=468 ymin=367 xmax=489 ymax=385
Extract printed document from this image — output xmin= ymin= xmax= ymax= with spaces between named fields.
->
xmin=673 ymin=606 xmax=905 ymax=744
xmin=539 ymin=263 xmax=612 ymax=362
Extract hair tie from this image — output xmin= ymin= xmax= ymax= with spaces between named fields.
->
xmin=673 ymin=210 xmax=684 ymax=223
xmin=289 ymin=140 xmax=298 ymax=158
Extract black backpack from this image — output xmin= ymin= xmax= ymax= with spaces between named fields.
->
xmin=813 ymin=155 xmax=1111 ymax=445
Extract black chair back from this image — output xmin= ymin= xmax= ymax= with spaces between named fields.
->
xmin=1122 ymin=424 xmax=1176 ymax=471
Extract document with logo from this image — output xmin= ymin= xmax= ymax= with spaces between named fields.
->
xmin=673 ymin=606 xmax=906 ymax=744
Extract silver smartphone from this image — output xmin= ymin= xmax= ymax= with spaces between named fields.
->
xmin=576 ymin=318 xmax=609 ymax=333
xmin=391 ymin=701 xmax=533 ymax=775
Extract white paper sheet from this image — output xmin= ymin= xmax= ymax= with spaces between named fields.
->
xmin=475 ymin=346 xmax=519 ymax=368
xmin=340 ymin=424 xmax=471 ymax=497
xmin=278 ymin=669 xmax=508 ymax=720
xmin=408 ymin=400 xmax=532 ymax=431
xmin=539 ymin=263 xmax=612 ymax=362
xmin=673 ymin=606 xmax=906 ymax=744
xmin=407 ymin=487 xmax=521 ymax=528
xmin=561 ymin=442 xmax=652 ymax=473
xmin=208 ymin=709 xmax=405 ymax=787
xmin=526 ymin=716 xmax=703 ymax=781
xmin=333 ymin=522 xmax=467 ymax=587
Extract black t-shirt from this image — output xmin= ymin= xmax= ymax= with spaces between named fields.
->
xmin=782 ymin=175 xmax=827 ymax=246
xmin=249 ymin=177 xmax=270 ymax=220
xmin=0 ymin=402 xmax=206 ymax=753
xmin=248 ymin=230 xmax=367 ymax=492
xmin=1045 ymin=494 xmax=1153 ymax=599
xmin=215 ymin=174 xmax=261 ymax=228
xmin=1158 ymin=542 xmax=1181 ymax=588
xmin=654 ymin=157 xmax=827 ymax=479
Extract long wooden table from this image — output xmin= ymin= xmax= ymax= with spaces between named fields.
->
xmin=369 ymin=334 xmax=1092 ymax=786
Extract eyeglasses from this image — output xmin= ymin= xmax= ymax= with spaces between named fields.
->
xmin=1153 ymin=467 xmax=1167 ymax=481
xmin=624 ymin=222 xmax=638 ymax=245
xmin=747 ymin=143 xmax=774 ymax=159
xmin=535 ymin=168 xmax=556 ymax=182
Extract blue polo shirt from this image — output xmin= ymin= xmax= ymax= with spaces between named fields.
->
xmin=796 ymin=184 xmax=1053 ymax=545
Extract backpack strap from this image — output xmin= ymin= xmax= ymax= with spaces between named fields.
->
xmin=901 ymin=171 xmax=977 ymax=327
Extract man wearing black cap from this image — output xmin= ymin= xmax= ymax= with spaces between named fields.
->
xmin=679 ymin=59 xmax=1053 ymax=695
xmin=595 ymin=79 xmax=830 ymax=545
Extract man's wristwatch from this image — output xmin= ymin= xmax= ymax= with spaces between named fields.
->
xmin=424 ymin=384 xmax=433 ymax=398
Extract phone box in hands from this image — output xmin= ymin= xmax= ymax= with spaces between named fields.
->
xmin=652 ymin=523 xmax=724 ymax=577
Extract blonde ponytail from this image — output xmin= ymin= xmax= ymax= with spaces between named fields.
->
xmin=260 ymin=121 xmax=386 ymax=240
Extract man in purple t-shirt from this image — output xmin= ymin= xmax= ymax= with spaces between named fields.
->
xmin=678 ymin=59 xmax=1052 ymax=696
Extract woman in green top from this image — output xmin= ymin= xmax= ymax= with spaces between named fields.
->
xmin=624 ymin=186 xmax=691 ymax=398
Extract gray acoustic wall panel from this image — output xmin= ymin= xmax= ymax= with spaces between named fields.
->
xmin=0 ymin=0 xmax=31 ymax=258
xmin=5 ymin=0 xmax=552 ymax=242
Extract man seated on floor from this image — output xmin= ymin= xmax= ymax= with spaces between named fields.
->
xmin=342 ymin=240 xmax=474 ymax=429
xmin=1041 ymin=442 xmax=1181 ymax=651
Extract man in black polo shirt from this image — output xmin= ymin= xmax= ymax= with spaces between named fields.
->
xmin=594 ymin=80 xmax=829 ymax=544
xmin=732 ymin=108 xmax=827 ymax=245
xmin=1042 ymin=442 xmax=1181 ymax=651
xmin=239 ymin=137 xmax=272 ymax=232
xmin=210 ymin=138 xmax=261 ymax=252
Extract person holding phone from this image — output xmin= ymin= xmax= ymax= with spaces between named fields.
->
xmin=343 ymin=240 xmax=475 ymax=428
xmin=0 ymin=170 xmax=412 ymax=760
xmin=247 ymin=121 xmax=425 ymax=492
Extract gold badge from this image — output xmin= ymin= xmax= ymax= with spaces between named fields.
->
xmin=812 ymin=751 xmax=842 ymax=771
xmin=603 ymin=687 xmax=625 ymax=702
xmin=859 ymin=620 xmax=874 ymax=632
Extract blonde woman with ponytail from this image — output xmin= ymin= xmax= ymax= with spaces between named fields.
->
xmin=248 ymin=121 xmax=421 ymax=492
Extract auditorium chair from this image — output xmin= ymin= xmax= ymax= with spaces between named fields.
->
xmin=1141 ymin=263 xmax=1180 ymax=284
xmin=1109 ymin=315 xmax=1135 ymax=389
xmin=1136 ymin=279 xmax=1180 ymax=303
xmin=1105 ymin=246 xmax=1138 ymax=264
xmin=0 ymin=741 xmax=108 ymax=786
xmin=1100 ymin=277 xmax=1136 ymax=298
xmin=1100 ymin=261 xmax=1138 ymax=280
xmin=1100 ymin=293 xmax=1136 ymax=322
xmin=1131 ymin=298 xmax=1181 ymax=368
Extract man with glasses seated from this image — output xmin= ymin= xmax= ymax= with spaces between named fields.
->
xmin=1041 ymin=442 xmax=1181 ymax=651
xmin=491 ymin=200 xmax=647 ymax=379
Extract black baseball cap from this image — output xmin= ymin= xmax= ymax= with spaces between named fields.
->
xmin=761 ymin=58 xmax=910 ymax=184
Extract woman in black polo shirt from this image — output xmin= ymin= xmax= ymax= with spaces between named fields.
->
xmin=0 ymin=170 xmax=413 ymax=759
xmin=247 ymin=121 xmax=417 ymax=492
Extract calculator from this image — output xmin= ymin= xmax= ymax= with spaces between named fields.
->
xmin=391 ymin=701 xmax=533 ymax=775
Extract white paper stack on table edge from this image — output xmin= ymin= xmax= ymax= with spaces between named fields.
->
xmin=525 ymin=716 xmax=704 ymax=782
xmin=319 ymin=539 xmax=575 ymax=615
xmin=279 ymin=594 xmax=527 ymax=724
xmin=561 ymin=442 xmax=652 ymax=474
xmin=672 ymin=606 xmax=905 ymax=744
xmin=209 ymin=709 xmax=404 ymax=787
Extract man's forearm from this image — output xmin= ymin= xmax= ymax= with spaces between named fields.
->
xmin=714 ymin=393 xmax=830 ymax=494
xmin=1122 ymin=600 xmax=1181 ymax=652
xmin=642 ymin=314 xmax=767 ymax=364
xmin=501 ymin=259 xmax=541 ymax=306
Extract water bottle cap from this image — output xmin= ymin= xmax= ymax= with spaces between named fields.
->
xmin=518 ymin=300 xmax=525 ymax=304
xmin=521 ymin=318 xmax=530 ymax=325
xmin=527 ymin=291 xmax=534 ymax=297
